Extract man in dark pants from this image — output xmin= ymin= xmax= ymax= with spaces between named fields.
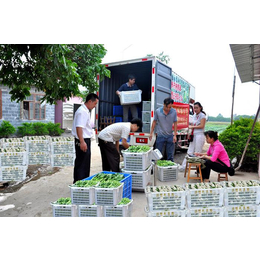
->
xmin=98 ymin=118 xmax=143 ymax=172
xmin=72 ymin=93 xmax=99 ymax=183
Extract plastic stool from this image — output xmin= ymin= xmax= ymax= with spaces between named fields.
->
xmin=218 ymin=172 xmax=228 ymax=182
xmin=185 ymin=162 xmax=203 ymax=183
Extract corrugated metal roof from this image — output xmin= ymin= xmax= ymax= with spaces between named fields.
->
xmin=230 ymin=44 xmax=260 ymax=83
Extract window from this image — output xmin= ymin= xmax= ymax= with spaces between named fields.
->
xmin=22 ymin=94 xmax=46 ymax=120
xmin=0 ymin=89 xmax=2 ymax=119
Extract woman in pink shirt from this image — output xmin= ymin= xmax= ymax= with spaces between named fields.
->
xmin=195 ymin=131 xmax=230 ymax=182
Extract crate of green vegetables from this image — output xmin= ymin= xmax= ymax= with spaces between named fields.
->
xmin=69 ymin=180 xmax=97 ymax=205
xmin=50 ymin=197 xmax=77 ymax=217
xmin=224 ymin=205 xmax=260 ymax=217
xmin=78 ymin=204 xmax=104 ymax=217
xmin=156 ymin=160 xmax=179 ymax=182
xmin=186 ymin=206 xmax=224 ymax=217
xmin=145 ymin=185 xmax=186 ymax=211
xmin=121 ymin=145 xmax=152 ymax=171
xmin=0 ymin=148 xmax=27 ymax=167
xmin=145 ymin=208 xmax=186 ymax=217
xmin=85 ymin=172 xmax=132 ymax=199
xmin=94 ymin=181 xmax=124 ymax=206
xmin=222 ymin=180 xmax=260 ymax=206
xmin=104 ymin=198 xmax=133 ymax=217
xmin=184 ymin=182 xmax=224 ymax=208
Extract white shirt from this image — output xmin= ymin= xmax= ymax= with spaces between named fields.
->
xmin=72 ymin=104 xmax=93 ymax=139
xmin=193 ymin=112 xmax=206 ymax=135
xmin=98 ymin=122 xmax=131 ymax=142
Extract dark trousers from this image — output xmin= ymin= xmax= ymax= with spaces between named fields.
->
xmin=98 ymin=138 xmax=120 ymax=172
xmin=201 ymin=159 xmax=229 ymax=180
xmin=73 ymin=138 xmax=91 ymax=183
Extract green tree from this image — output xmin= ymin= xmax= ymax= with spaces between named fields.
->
xmin=0 ymin=44 xmax=110 ymax=104
xmin=147 ymin=51 xmax=170 ymax=64
xmin=219 ymin=118 xmax=260 ymax=168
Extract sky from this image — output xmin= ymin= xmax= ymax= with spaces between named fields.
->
xmin=102 ymin=43 xmax=260 ymax=118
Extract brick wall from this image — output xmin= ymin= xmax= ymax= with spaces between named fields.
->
xmin=0 ymin=86 xmax=55 ymax=128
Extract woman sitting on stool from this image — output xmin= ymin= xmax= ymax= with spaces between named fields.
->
xmin=195 ymin=131 xmax=230 ymax=182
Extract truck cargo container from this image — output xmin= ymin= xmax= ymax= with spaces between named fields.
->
xmin=95 ymin=56 xmax=195 ymax=149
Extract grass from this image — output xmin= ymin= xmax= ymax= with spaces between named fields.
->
xmin=205 ymin=121 xmax=230 ymax=133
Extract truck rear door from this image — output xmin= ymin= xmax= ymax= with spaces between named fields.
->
xmin=154 ymin=60 xmax=172 ymax=109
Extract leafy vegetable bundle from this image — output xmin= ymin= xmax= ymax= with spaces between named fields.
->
xmin=125 ymin=145 xmax=151 ymax=153
xmin=74 ymin=180 xmax=99 ymax=187
xmin=185 ymin=182 xmax=222 ymax=189
xmin=55 ymin=197 xmax=72 ymax=205
xmin=225 ymin=180 xmax=260 ymax=187
xmin=97 ymin=180 xmax=122 ymax=188
xmin=118 ymin=198 xmax=131 ymax=205
xmin=157 ymin=160 xmax=176 ymax=167
xmin=91 ymin=172 xmax=124 ymax=182
xmin=146 ymin=185 xmax=184 ymax=192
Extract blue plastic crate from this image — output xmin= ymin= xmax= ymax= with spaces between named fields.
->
xmin=85 ymin=172 xmax=132 ymax=199
xmin=113 ymin=105 xmax=123 ymax=116
xmin=115 ymin=116 xmax=123 ymax=123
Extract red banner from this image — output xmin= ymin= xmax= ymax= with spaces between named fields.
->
xmin=172 ymin=103 xmax=189 ymax=130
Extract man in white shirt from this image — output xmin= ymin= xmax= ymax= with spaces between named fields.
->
xmin=72 ymin=93 xmax=99 ymax=183
xmin=98 ymin=118 xmax=143 ymax=172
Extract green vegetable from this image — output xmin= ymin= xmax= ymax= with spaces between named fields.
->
xmin=118 ymin=198 xmax=131 ymax=205
xmin=97 ymin=180 xmax=121 ymax=188
xmin=126 ymin=145 xmax=151 ymax=153
xmin=74 ymin=180 xmax=99 ymax=187
xmin=157 ymin=160 xmax=176 ymax=167
xmin=55 ymin=197 xmax=72 ymax=205
xmin=91 ymin=173 xmax=124 ymax=182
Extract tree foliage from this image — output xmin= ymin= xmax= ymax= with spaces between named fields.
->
xmin=147 ymin=51 xmax=170 ymax=64
xmin=219 ymin=118 xmax=260 ymax=167
xmin=0 ymin=44 xmax=110 ymax=104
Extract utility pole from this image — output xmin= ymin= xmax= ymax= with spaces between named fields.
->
xmin=231 ymin=71 xmax=236 ymax=125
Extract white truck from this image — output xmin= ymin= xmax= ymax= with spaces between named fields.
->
xmin=95 ymin=56 xmax=195 ymax=149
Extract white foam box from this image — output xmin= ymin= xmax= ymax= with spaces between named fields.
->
xmin=26 ymin=139 xmax=50 ymax=153
xmin=51 ymin=202 xmax=77 ymax=217
xmin=50 ymin=141 xmax=75 ymax=155
xmin=51 ymin=153 xmax=75 ymax=167
xmin=142 ymin=111 xmax=151 ymax=123
xmin=122 ymin=147 xmax=152 ymax=171
xmin=69 ymin=185 xmax=95 ymax=205
xmin=186 ymin=207 xmax=224 ymax=217
xmin=94 ymin=183 xmax=124 ymax=206
xmin=157 ymin=164 xmax=179 ymax=182
xmin=119 ymin=90 xmax=142 ymax=105
xmin=0 ymin=151 xmax=27 ymax=167
xmin=122 ymin=164 xmax=153 ymax=190
xmin=185 ymin=187 xmax=224 ymax=208
xmin=146 ymin=209 xmax=186 ymax=217
xmin=145 ymin=186 xmax=186 ymax=211
xmin=28 ymin=152 xmax=51 ymax=165
xmin=78 ymin=205 xmax=104 ymax=217
xmin=224 ymin=205 xmax=260 ymax=217
xmin=223 ymin=184 xmax=260 ymax=206
xmin=0 ymin=166 xmax=27 ymax=182
xmin=104 ymin=199 xmax=133 ymax=217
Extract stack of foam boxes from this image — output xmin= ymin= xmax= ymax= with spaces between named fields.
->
xmin=50 ymin=137 xmax=75 ymax=167
xmin=141 ymin=101 xmax=151 ymax=133
xmin=0 ymin=138 xmax=28 ymax=182
xmin=121 ymin=147 xmax=153 ymax=191
xmin=51 ymin=172 xmax=133 ymax=217
xmin=25 ymin=136 xmax=51 ymax=165
xmin=184 ymin=183 xmax=225 ymax=217
xmin=222 ymin=180 xmax=260 ymax=217
xmin=145 ymin=185 xmax=186 ymax=217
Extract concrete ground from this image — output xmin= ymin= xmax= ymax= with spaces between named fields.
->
xmin=0 ymin=135 xmax=259 ymax=217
